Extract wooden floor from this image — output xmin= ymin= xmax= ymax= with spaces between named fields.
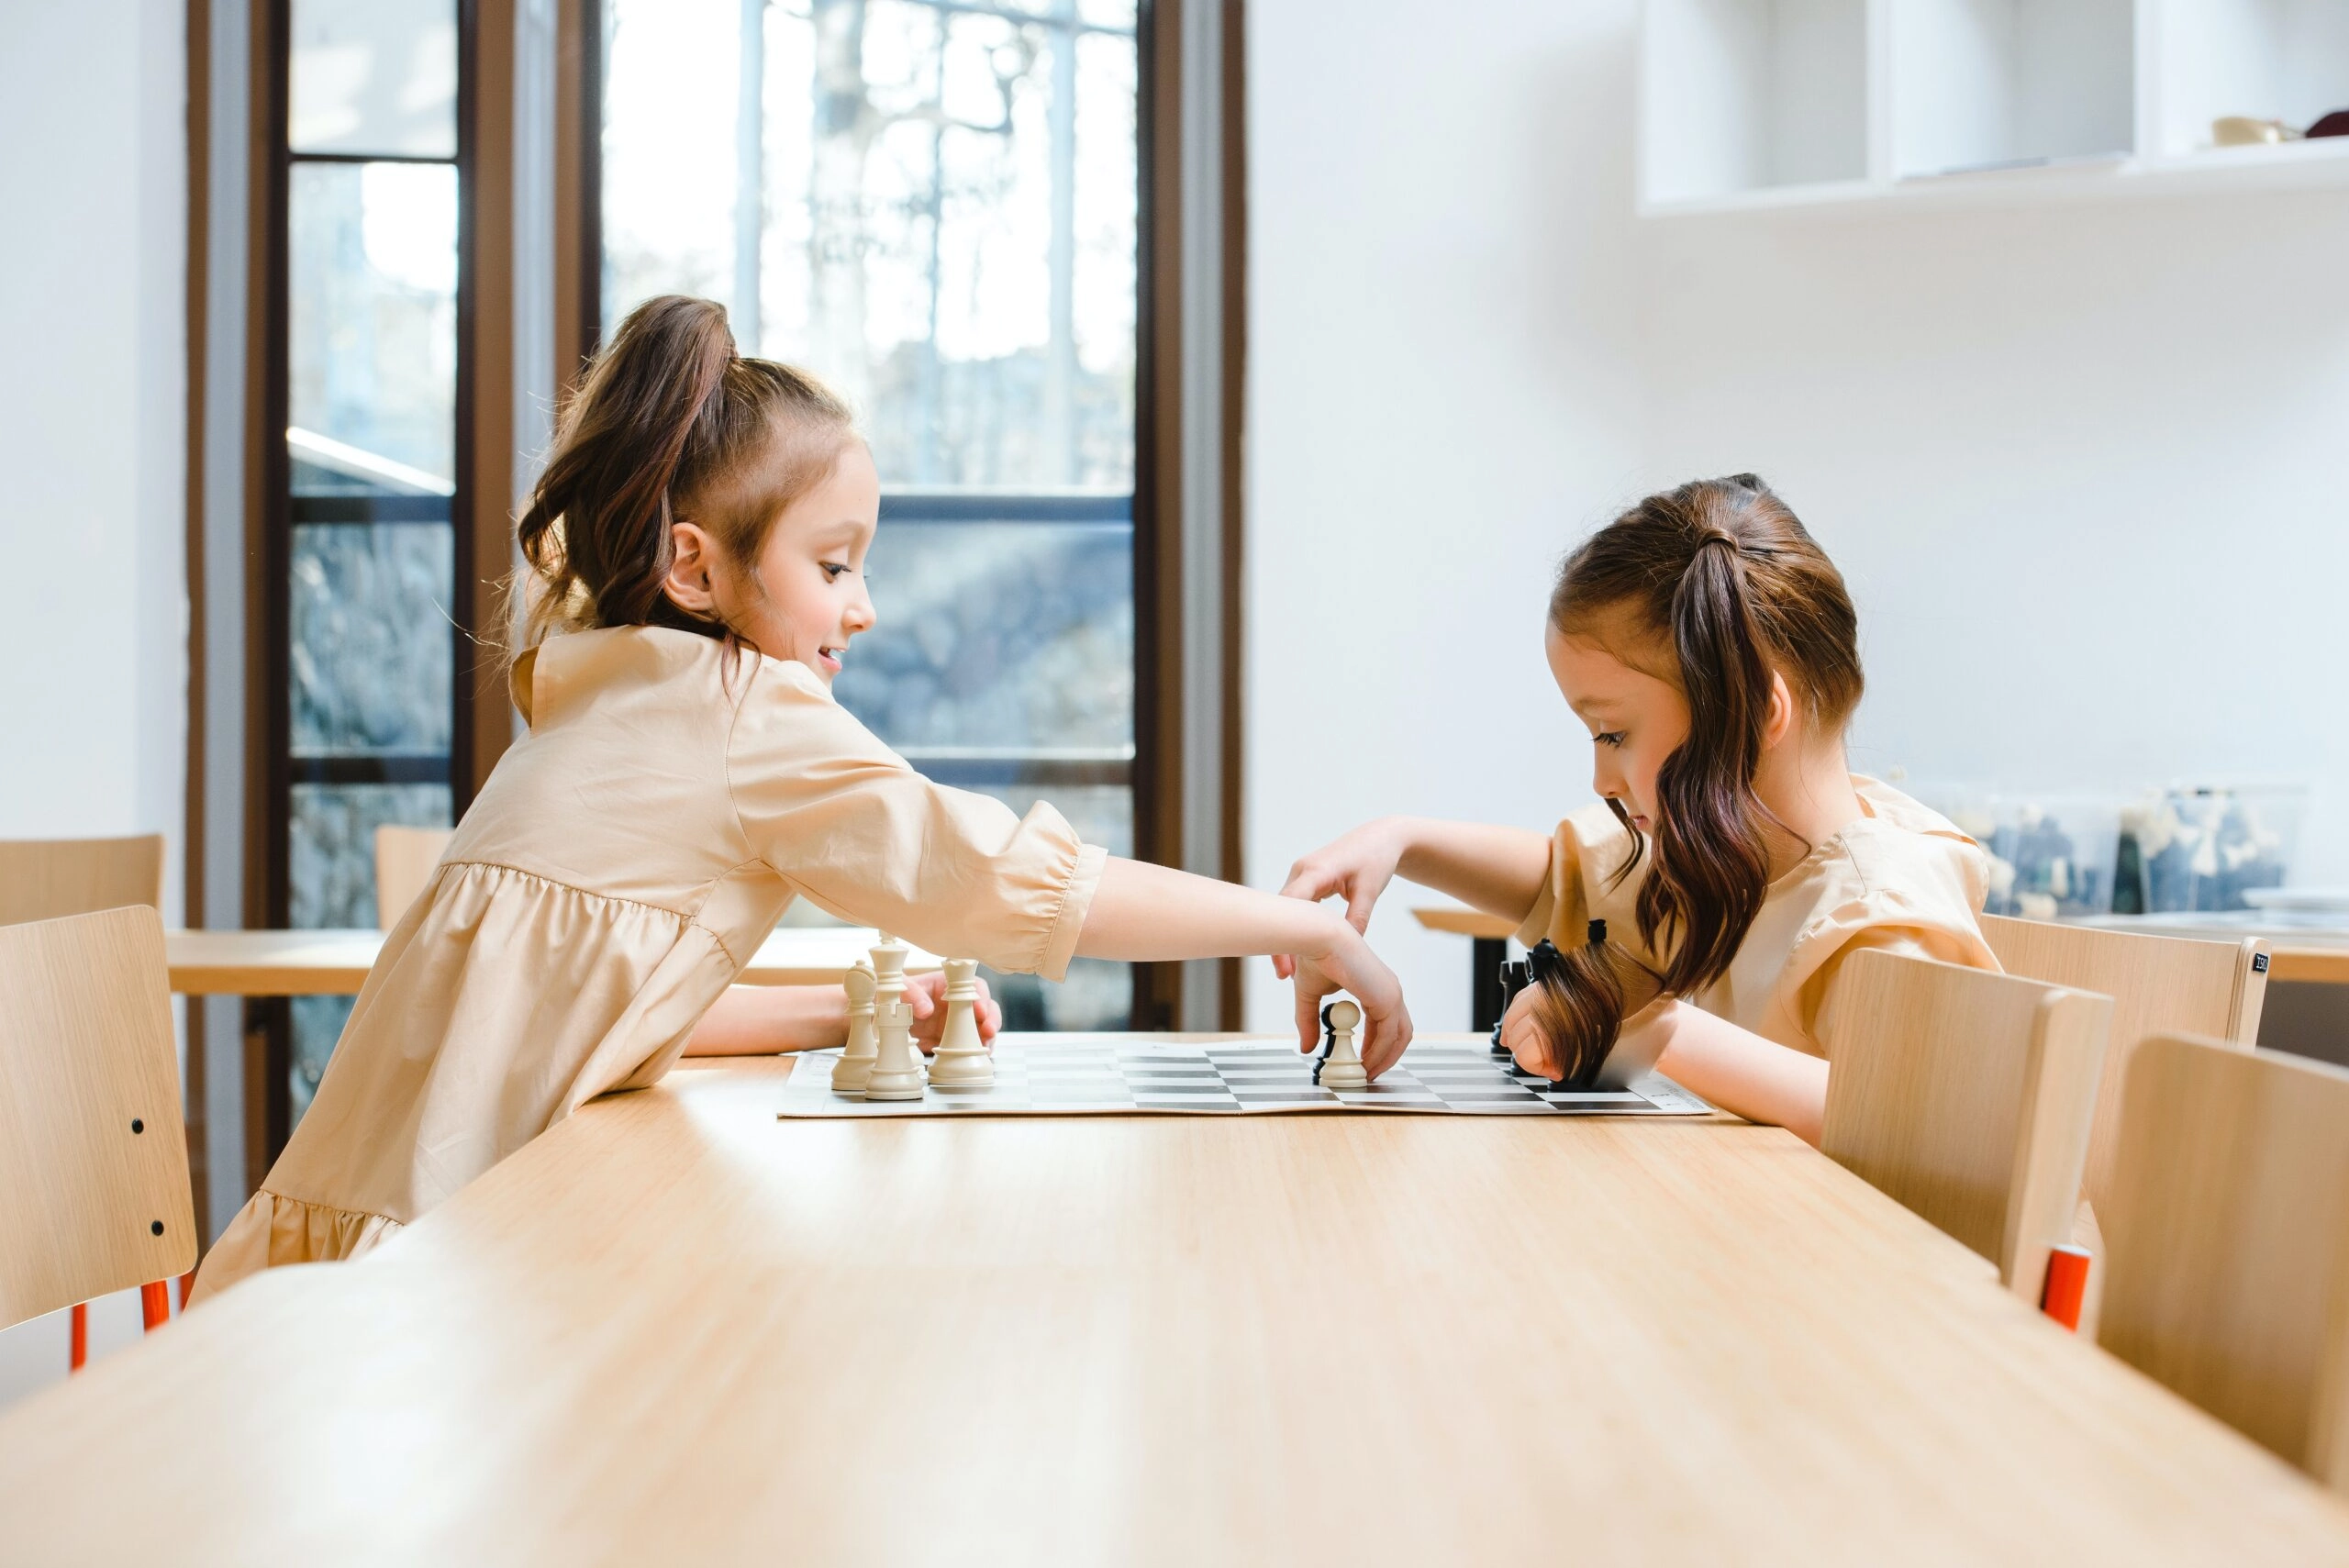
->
xmin=3 ymin=1040 xmax=2345 ymax=1563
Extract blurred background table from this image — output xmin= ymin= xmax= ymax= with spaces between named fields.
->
xmin=164 ymin=926 xmax=939 ymax=995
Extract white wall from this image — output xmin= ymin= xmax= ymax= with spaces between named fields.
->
xmin=0 ymin=0 xmax=188 ymax=1408
xmin=1642 ymin=193 xmax=2349 ymax=869
xmin=1244 ymin=0 xmax=1650 ymax=1033
xmin=0 ymin=0 xmax=187 ymax=868
xmin=1244 ymin=1 xmax=2349 ymax=1032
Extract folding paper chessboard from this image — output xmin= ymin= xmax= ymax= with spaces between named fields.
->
xmin=777 ymin=1037 xmax=1714 ymax=1118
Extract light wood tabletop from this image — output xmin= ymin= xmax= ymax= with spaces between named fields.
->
xmin=3 ymin=1039 xmax=2345 ymax=1563
xmin=162 ymin=926 xmax=941 ymax=995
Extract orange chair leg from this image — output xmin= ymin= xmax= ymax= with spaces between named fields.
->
xmin=140 ymin=1281 xmax=171 ymax=1332
xmin=69 ymin=1303 xmax=88 ymax=1372
xmin=2041 ymin=1244 xmax=2092 ymax=1332
xmin=178 ymin=1270 xmax=196 ymax=1312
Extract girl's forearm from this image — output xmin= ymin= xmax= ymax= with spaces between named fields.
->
xmin=1650 ymin=1005 xmax=1829 ymax=1147
xmin=1389 ymin=817 xmax=1555 ymax=924
xmin=683 ymin=984 xmax=848 ymax=1056
xmin=1077 ymin=856 xmax=1350 ymax=962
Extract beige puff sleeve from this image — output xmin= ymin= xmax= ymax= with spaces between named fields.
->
xmin=1512 ymin=801 xmax=1658 ymax=969
xmin=1789 ymin=866 xmax=2000 ymax=1054
xmin=726 ymin=659 xmax=1107 ymax=979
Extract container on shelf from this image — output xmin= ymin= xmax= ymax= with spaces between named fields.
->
xmin=2115 ymin=784 xmax=2307 ymax=915
xmin=1907 ymin=785 xmax=2121 ymax=922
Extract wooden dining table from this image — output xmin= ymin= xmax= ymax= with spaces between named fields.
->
xmin=3 ymin=1038 xmax=2345 ymax=1563
xmin=163 ymin=925 xmax=940 ymax=995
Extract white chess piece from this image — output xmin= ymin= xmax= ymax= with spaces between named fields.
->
xmin=831 ymin=959 xmax=877 ymax=1094
xmin=925 ymin=958 xmax=994 ymax=1088
xmin=1319 ymin=998 xmax=1367 ymax=1090
xmin=861 ymin=937 xmax=926 ymax=1101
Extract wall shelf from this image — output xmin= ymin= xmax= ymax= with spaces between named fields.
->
xmin=1640 ymin=0 xmax=2349 ymax=215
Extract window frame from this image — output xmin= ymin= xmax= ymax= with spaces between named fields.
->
xmin=250 ymin=0 xmax=508 ymax=1168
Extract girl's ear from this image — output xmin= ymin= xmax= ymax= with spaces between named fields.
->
xmin=662 ymin=520 xmax=721 ymax=619
xmin=1762 ymin=668 xmax=1798 ymax=751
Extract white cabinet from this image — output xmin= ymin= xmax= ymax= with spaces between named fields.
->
xmin=1639 ymin=0 xmax=2349 ymax=213
xmin=1641 ymin=0 xmax=1871 ymax=206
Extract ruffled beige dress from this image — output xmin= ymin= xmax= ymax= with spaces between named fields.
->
xmin=1514 ymin=775 xmax=1997 ymax=1058
xmin=194 ymin=627 xmax=1106 ymax=1303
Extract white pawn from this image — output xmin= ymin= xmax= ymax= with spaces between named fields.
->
xmin=862 ymin=937 xmax=926 ymax=1101
xmin=925 ymin=959 xmax=994 ymax=1089
xmin=831 ymin=959 xmax=877 ymax=1094
xmin=1319 ymin=998 xmax=1367 ymax=1091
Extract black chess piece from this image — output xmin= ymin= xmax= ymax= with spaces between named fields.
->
xmin=1312 ymin=1001 xmax=1334 ymax=1085
xmin=1489 ymin=955 xmax=1533 ymax=1058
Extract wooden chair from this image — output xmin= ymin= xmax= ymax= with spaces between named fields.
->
xmin=0 ymin=834 xmax=164 ymax=928
xmin=373 ymin=825 xmax=452 ymax=930
xmin=1981 ymin=914 xmax=2268 ymax=1213
xmin=0 ymin=906 xmax=197 ymax=1369
xmin=2097 ymin=1035 xmax=2349 ymax=1492
xmin=1822 ymin=949 xmax=2111 ymax=1317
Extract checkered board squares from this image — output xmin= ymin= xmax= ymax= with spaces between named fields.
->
xmin=776 ymin=1038 xmax=1714 ymax=1118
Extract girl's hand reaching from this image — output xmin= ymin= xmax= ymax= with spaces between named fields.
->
xmin=1290 ymin=920 xmax=1414 ymax=1077
xmin=1500 ymin=987 xmax=1675 ymax=1082
xmin=904 ymin=968 xmax=1002 ymax=1055
xmin=1271 ymin=817 xmax=1408 ymax=981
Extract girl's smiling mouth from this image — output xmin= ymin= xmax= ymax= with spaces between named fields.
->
xmin=817 ymin=645 xmax=845 ymax=673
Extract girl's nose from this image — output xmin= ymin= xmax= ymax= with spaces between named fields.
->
xmin=845 ymin=585 xmax=876 ymax=633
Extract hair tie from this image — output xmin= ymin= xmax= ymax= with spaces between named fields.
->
xmin=1695 ymin=532 xmax=1739 ymax=556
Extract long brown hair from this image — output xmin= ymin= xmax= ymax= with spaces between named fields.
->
xmin=1530 ymin=474 xmax=1863 ymax=1073
xmin=514 ymin=295 xmax=856 ymax=654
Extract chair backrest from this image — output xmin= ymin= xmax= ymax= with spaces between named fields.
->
xmin=0 ymin=835 xmax=164 ymax=927
xmin=1823 ymin=949 xmax=2112 ymax=1306
xmin=2098 ymin=1035 xmax=2349 ymax=1491
xmin=373 ymin=825 xmax=453 ymax=930
xmin=1981 ymin=914 xmax=2268 ymax=1212
xmin=0 ymin=906 xmax=197 ymax=1331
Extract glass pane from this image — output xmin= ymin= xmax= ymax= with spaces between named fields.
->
xmin=290 ymin=995 xmax=356 ymax=1124
xmin=290 ymin=783 xmax=453 ymax=929
xmin=602 ymin=0 xmax=739 ymax=314
xmin=291 ymin=523 xmax=454 ymax=755
xmin=830 ymin=519 xmax=1132 ymax=750
xmin=290 ymin=161 xmax=459 ymax=485
xmin=973 ymin=783 xmax=1130 ymax=1030
xmin=604 ymin=0 xmax=1139 ymax=487
xmin=288 ymin=780 xmax=453 ymax=1122
xmin=290 ymin=0 xmax=459 ymax=158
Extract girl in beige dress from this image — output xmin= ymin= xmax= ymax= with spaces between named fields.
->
xmin=1275 ymin=474 xmax=1995 ymax=1146
xmin=195 ymin=296 xmax=1409 ymax=1302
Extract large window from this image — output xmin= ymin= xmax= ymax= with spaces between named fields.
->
xmin=272 ymin=0 xmax=467 ymax=1127
xmin=601 ymin=0 xmax=1142 ymax=1028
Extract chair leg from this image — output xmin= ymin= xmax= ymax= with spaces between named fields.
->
xmin=140 ymin=1281 xmax=171 ymax=1332
xmin=2041 ymin=1244 xmax=2092 ymax=1332
xmin=178 ymin=1270 xmax=196 ymax=1312
xmin=69 ymin=1303 xmax=87 ymax=1372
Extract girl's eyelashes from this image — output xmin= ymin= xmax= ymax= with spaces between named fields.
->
xmin=1593 ymin=730 xmax=1627 ymax=749
xmin=820 ymin=562 xmax=850 ymax=581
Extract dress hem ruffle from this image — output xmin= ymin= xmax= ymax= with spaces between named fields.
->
xmin=186 ymin=1189 xmax=404 ymax=1307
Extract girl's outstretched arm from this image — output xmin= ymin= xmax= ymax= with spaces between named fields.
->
xmin=1500 ymin=993 xmax=1828 ymax=1147
xmin=1077 ymin=856 xmax=1414 ymax=1073
xmin=1272 ymin=817 xmax=1553 ymax=981
xmin=684 ymin=973 xmax=1004 ymax=1057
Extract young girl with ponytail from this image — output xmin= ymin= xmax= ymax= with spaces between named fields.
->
xmin=1276 ymin=475 xmax=1995 ymax=1145
xmin=195 ymin=295 xmax=1408 ymax=1300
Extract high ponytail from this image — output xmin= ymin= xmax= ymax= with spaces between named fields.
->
xmin=514 ymin=295 xmax=857 ymax=655
xmin=1525 ymin=474 xmax=1863 ymax=1077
